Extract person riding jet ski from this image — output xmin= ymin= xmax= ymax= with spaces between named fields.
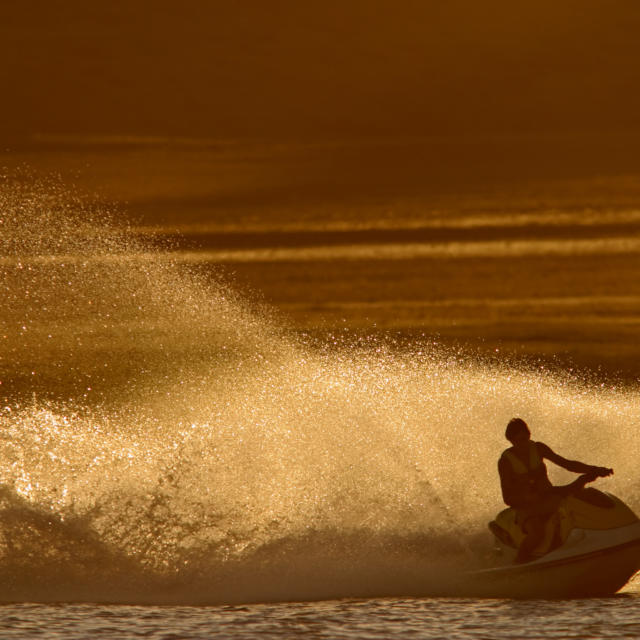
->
xmin=498 ymin=417 xmax=614 ymax=563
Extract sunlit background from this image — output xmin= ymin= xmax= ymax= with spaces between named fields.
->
xmin=2 ymin=1 xmax=640 ymax=376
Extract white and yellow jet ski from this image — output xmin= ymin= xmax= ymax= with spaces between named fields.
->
xmin=469 ymin=488 xmax=640 ymax=598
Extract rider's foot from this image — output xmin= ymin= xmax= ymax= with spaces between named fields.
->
xmin=514 ymin=551 xmax=535 ymax=564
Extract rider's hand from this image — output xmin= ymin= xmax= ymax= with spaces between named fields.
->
xmin=591 ymin=466 xmax=613 ymax=478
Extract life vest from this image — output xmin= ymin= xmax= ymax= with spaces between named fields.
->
xmin=501 ymin=441 xmax=552 ymax=497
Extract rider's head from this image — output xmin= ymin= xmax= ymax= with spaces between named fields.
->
xmin=505 ymin=417 xmax=530 ymax=445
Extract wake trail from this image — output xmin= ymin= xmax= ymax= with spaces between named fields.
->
xmin=0 ymin=174 xmax=638 ymax=604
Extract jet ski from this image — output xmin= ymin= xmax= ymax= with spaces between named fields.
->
xmin=468 ymin=487 xmax=640 ymax=598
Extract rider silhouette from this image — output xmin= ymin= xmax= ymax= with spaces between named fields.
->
xmin=498 ymin=417 xmax=613 ymax=563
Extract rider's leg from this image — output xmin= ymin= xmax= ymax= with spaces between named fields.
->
xmin=516 ymin=515 xmax=546 ymax=563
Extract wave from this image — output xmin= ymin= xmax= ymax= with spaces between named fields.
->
xmin=0 ymin=174 xmax=639 ymax=603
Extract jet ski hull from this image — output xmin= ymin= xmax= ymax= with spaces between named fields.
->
xmin=468 ymin=522 xmax=640 ymax=598
xmin=469 ymin=539 xmax=640 ymax=598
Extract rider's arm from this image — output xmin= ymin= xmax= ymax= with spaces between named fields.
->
xmin=537 ymin=442 xmax=613 ymax=477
